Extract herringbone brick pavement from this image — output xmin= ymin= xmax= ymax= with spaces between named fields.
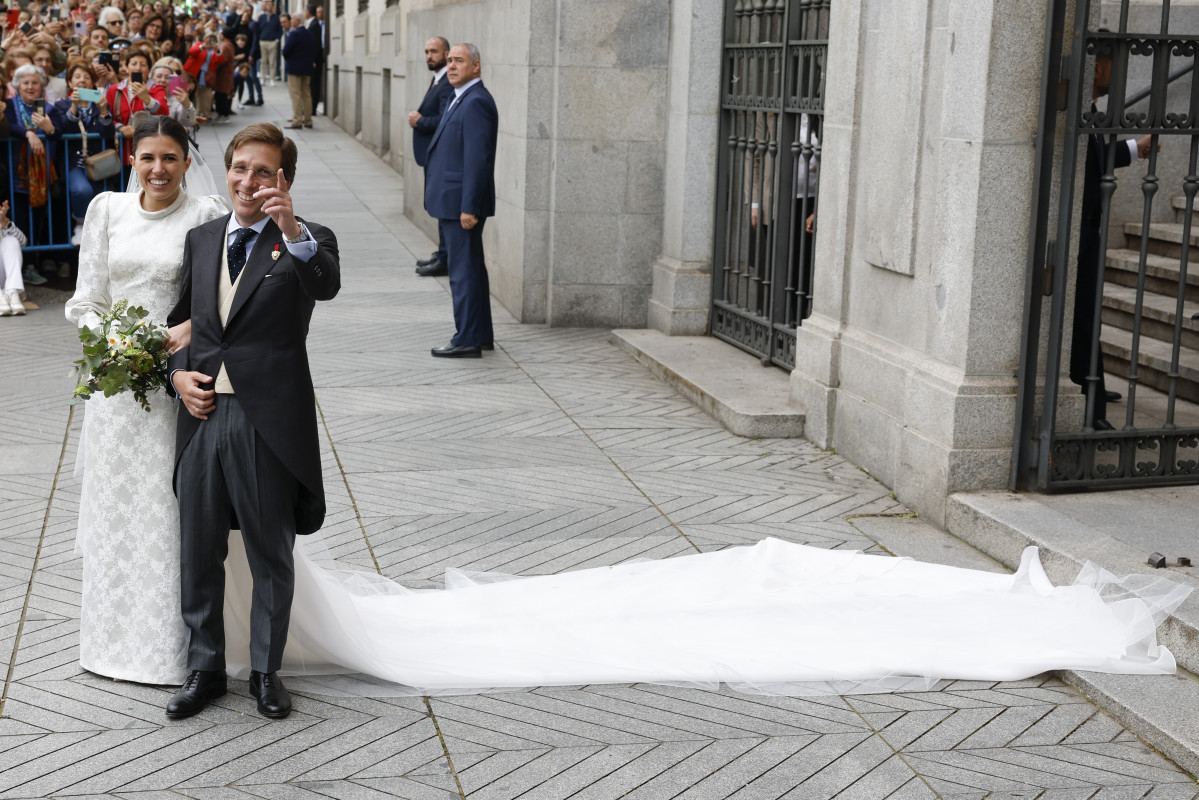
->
xmin=1 ymin=89 xmax=1196 ymax=799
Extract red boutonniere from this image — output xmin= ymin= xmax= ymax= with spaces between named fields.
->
xmin=272 ymin=243 xmax=281 ymax=261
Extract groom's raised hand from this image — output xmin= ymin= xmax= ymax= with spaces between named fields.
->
xmin=173 ymin=371 xmax=216 ymax=420
xmin=255 ymin=169 xmax=302 ymax=240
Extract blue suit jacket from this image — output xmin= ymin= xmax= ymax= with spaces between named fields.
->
xmin=412 ymin=72 xmax=454 ymax=168
xmin=281 ymin=25 xmax=316 ymax=76
xmin=424 ymin=81 xmax=498 ymax=220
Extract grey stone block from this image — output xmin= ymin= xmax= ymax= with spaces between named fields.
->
xmin=611 ymin=330 xmax=805 ymax=438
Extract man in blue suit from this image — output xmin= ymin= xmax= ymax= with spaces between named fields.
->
xmin=408 ymin=36 xmax=454 ymax=276
xmin=424 ymin=42 xmax=498 ymax=358
xmin=282 ymin=14 xmax=316 ymax=129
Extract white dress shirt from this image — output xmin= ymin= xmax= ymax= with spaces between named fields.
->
xmin=446 ymin=77 xmax=481 ymax=112
xmin=225 ymin=214 xmax=318 ymax=263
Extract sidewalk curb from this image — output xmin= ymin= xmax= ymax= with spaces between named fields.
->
xmin=1058 ymin=668 xmax=1199 ymax=778
xmin=948 ymin=491 xmax=1199 ymax=777
xmin=610 ymin=329 xmax=805 ymax=439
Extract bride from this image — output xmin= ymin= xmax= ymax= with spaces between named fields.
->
xmin=66 ymin=118 xmax=1191 ymax=703
xmin=66 ymin=116 xmax=227 ymax=685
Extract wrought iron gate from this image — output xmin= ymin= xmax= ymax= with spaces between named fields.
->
xmin=710 ymin=0 xmax=827 ymax=370
xmin=1013 ymin=0 xmax=1199 ymax=490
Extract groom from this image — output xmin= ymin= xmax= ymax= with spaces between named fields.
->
xmin=166 ymin=123 xmax=340 ymax=720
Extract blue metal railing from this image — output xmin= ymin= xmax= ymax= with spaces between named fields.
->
xmin=3 ymin=131 xmax=131 ymax=253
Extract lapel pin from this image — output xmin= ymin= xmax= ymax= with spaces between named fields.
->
xmin=272 ymin=243 xmax=281 ymax=261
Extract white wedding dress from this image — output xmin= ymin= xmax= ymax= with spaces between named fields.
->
xmin=67 ymin=194 xmax=1191 ymax=695
xmin=67 ymin=189 xmax=230 ymax=684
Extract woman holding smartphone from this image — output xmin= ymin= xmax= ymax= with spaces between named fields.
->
xmin=150 ymin=58 xmax=193 ymax=128
xmin=104 ymin=49 xmax=165 ymax=152
xmin=4 ymin=63 xmax=66 ymax=258
xmin=58 ymin=61 xmax=113 ymax=245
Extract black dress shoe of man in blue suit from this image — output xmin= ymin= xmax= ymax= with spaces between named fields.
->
xmin=423 ymin=42 xmax=497 ymax=358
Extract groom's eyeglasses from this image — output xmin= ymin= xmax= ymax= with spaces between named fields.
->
xmin=228 ymin=165 xmax=277 ymax=183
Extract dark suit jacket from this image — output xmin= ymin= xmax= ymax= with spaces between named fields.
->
xmin=282 ymin=25 xmax=316 ymax=76
xmin=1070 ymin=127 xmax=1134 ymax=388
xmin=412 ymin=72 xmax=454 ymax=168
xmin=167 ymin=215 xmax=340 ymax=536
xmin=424 ymin=81 xmax=498 ymax=220
xmin=306 ymin=17 xmax=325 ymax=64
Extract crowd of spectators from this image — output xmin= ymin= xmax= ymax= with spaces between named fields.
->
xmin=0 ymin=0 xmax=315 ymax=315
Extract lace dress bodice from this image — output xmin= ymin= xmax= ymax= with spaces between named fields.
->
xmin=66 ymin=191 xmax=228 ymax=330
xmin=66 ymin=190 xmax=227 ymax=684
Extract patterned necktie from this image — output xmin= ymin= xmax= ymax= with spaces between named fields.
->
xmin=228 ymin=227 xmax=255 ymax=284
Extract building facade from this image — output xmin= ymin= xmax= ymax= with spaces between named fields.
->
xmin=323 ymin=0 xmax=1199 ymax=525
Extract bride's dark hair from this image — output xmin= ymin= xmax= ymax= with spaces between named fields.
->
xmin=131 ymin=115 xmax=190 ymax=157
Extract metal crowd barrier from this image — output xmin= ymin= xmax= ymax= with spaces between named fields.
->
xmin=3 ymin=131 xmax=131 ymax=254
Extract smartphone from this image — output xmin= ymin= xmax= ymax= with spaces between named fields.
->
xmin=34 ymin=99 xmax=44 ymax=115
xmin=167 ymin=75 xmax=186 ymax=96
xmin=69 ymin=34 xmax=80 ymax=48
xmin=6 ymin=8 xmax=17 ymax=28
xmin=97 ymin=50 xmax=113 ymax=66
xmin=76 ymin=87 xmax=102 ymax=102
xmin=49 ymin=7 xmax=59 ymax=20
xmin=18 ymin=20 xmax=31 ymax=33
xmin=131 ymin=70 xmax=143 ymax=84
xmin=73 ymin=18 xmax=85 ymax=36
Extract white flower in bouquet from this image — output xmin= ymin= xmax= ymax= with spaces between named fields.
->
xmin=71 ymin=300 xmax=173 ymax=412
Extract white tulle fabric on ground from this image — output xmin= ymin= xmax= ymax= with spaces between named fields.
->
xmin=219 ymin=535 xmax=1190 ymax=697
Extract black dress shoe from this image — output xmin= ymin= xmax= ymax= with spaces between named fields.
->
xmin=431 ymin=343 xmax=482 ymax=358
xmin=249 ymin=670 xmax=292 ymax=718
xmin=1093 ymin=418 xmax=1116 ymax=431
xmin=166 ymin=669 xmax=227 ymax=719
xmin=415 ymin=252 xmax=441 ymax=267
xmin=1104 ymin=390 xmax=1122 ymax=403
xmin=415 ymin=261 xmax=448 ymax=277
xmin=481 ymin=342 xmax=495 ymax=351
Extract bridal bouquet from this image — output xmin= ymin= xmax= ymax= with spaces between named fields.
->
xmin=71 ymin=299 xmax=171 ymax=412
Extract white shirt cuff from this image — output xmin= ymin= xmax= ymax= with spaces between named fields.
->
xmin=1128 ymin=139 xmax=1140 ymax=161
xmin=284 ymin=222 xmax=318 ymax=262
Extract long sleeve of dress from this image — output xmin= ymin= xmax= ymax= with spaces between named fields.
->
xmin=169 ymin=95 xmax=196 ymax=128
xmin=65 ymin=193 xmax=113 ymax=331
xmin=3 ymin=220 xmax=28 ymax=247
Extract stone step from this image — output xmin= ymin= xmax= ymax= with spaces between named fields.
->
xmin=1124 ymin=221 xmax=1199 ymax=261
xmin=610 ymin=329 xmax=805 ymax=438
xmin=1170 ymin=194 xmax=1197 ymax=224
xmin=1104 ymin=247 xmax=1199 ymax=303
xmin=1101 ymin=282 xmax=1199 ymax=350
xmin=945 ymin=490 xmax=1199 ymax=777
xmin=1100 ymin=323 xmax=1199 ymax=402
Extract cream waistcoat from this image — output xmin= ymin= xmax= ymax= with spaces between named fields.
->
xmin=214 ymin=240 xmax=244 ymax=394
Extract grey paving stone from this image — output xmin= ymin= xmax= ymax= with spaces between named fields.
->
xmin=721 ymin=732 xmax=874 ymax=798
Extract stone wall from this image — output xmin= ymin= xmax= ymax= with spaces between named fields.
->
xmin=790 ymin=0 xmax=1050 ymax=526
xmin=322 ymin=0 xmax=407 ymax=174
xmin=329 ymin=0 xmax=672 ymax=327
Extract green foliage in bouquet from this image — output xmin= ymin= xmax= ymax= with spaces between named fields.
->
xmin=71 ymin=299 xmax=172 ymax=412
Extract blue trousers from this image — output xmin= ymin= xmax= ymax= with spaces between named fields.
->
xmin=439 ymin=216 xmax=493 ymax=347
xmin=68 ymin=166 xmax=100 ymax=223
xmin=236 ymin=70 xmax=262 ymax=103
